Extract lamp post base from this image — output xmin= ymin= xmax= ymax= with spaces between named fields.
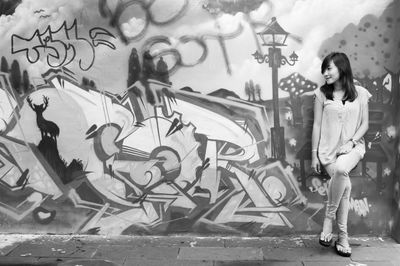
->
xmin=271 ymin=126 xmax=286 ymax=160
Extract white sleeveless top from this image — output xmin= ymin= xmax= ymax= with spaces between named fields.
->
xmin=314 ymin=85 xmax=372 ymax=165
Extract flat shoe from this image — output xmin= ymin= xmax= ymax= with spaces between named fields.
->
xmin=319 ymin=232 xmax=332 ymax=247
xmin=335 ymin=241 xmax=351 ymax=257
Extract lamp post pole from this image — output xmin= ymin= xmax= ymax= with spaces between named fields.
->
xmin=270 ymin=47 xmax=285 ymax=160
xmin=252 ymin=17 xmax=298 ymax=160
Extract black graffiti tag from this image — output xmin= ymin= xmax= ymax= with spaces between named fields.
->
xmin=141 ymin=24 xmax=243 ymax=76
xmin=11 ymin=19 xmax=116 ymax=71
xmin=98 ymin=0 xmax=246 ymax=74
xmin=98 ymin=0 xmax=189 ymax=43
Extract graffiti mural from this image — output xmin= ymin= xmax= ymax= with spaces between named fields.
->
xmin=0 ymin=0 xmax=398 ymax=237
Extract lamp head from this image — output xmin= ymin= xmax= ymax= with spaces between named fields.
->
xmin=257 ymin=17 xmax=289 ymax=47
xmin=289 ymin=51 xmax=299 ymax=62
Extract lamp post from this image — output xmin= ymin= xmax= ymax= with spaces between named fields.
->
xmin=252 ymin=17 xmax=299 ymax=160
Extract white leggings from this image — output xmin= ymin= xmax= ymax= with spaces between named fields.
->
xmin=324 ymin=149 xmax=362 ymax=239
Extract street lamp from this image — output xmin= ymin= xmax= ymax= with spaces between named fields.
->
xmin=252 ymin=17 xmax=299 ymax=160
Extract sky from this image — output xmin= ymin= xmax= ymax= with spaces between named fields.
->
xmin=0 ymin=0 xmax=393 ymax=100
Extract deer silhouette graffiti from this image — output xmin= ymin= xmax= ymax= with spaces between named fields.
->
xmin=27 ymin=96 xmax=60 ymax=142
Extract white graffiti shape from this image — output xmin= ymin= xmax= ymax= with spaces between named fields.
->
xmin=46 ymin=75 xmax=135 ymax=144
xmin=165 ymin=95 xmax=259 ymax=163
xmin=120 ymin=107 xmax=202 ymax=192
xmin=349 ymin=197 xmax=370 ymax=217
xmin=310 ymin=177 xmax=329 ymax=196
xmin=0 ymin=73 xmax=17 ymax=133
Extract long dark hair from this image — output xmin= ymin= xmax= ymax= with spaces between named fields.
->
xmin=320 ymin=52 xmax=357 ymax=102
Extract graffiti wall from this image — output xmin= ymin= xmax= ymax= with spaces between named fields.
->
xmin=0 ymin=0 xmax=398 ymax=237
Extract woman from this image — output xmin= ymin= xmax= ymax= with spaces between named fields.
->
xmin=312 ymin=52 xmax=371 ymax=257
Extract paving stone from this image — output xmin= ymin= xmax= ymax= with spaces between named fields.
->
xmin=92 ymin=245 xmax=132 ymax=264
xmin=263 ymin=247 xmax=352 ymax=262
xmin=0 ymin=243 xmax=20 ymax=256
xmin=0 ymin=234 xmax=42 ymax=256
xmin=224 ymin=237 xmax=304 ymax=248
xmin=303 ymin=262 xmax=356 ymax=266
xmin=351 ymin=247 xmax=400 ymax=261
xmin=215 ymin=261 xmax=302 ymax=266
xmin=148 ymin=236 xmax=225 ymax=247
xmin=6 ymin=242 xmax=98 ymax=259
xmin=123 ymin=258 xmax=213 ymax=266
xmin=94 ymin=245 xmax=179 ymax=262
xmin=37 ymin=257 xmax=120 ymax=266
xmin=24 ymin=235 xmax=76 ymax=243
xmin=62 ymin=235 xmax=155 ymax=247
xmin=186 ymin=238 xmax=225 ymax=247
xmin=301 ymin=237 xmax=323 ymax=248
xmin=37 ymin=257 xmax=69 ymax=264
xmin=350 ymin=237 xmax=400 ymax=248
xmin=301 ymin=235 xmax=336 ymax=248
xmin=126 ymin=247 xmax=179 ymax=260
xmin=71 ymin=236 xmax=223 ymax=248
xmin=178 ymin=247 xmax=263 ymax=261
xmin=301 ymin=235 xmax=400 ymax=248
xmin=224 ymin=238 xmax=267 ymax=248
xmin=57 ymin=258 xmax=121 ymax=266
xmin=304 ymin=261 xmax=396 ymax=266
xmin=350 ymin=261 xmax=396 ymax=266
xmin=0 ymin=256 xmax=40 ymax=265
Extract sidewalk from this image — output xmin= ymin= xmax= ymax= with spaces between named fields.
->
xmin=0 ymin=234 xmax=399 ymax=266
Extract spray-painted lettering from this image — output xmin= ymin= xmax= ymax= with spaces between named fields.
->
xmin=11 ymin=19 xmax=116 ymax=71
xmin=98 ymin=0 xmax=245 ymax=74
xmin=349 ymin=197 xmax=370 ymax=217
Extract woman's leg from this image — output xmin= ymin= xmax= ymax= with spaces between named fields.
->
xmin=320 ymin=165 xmax=336 ymax=239
xmin=324 ymin=150 xmax=361 ymax=251
xmin=336 ymin=180 xmax=351 ymax=241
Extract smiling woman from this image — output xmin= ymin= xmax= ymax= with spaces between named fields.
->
xmin=323 ymin=61 xmax=340 ymax=85
xmin=312 ymin=52 xmax=372 ymax=257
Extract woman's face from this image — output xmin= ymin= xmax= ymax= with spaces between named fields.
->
xmin=322 ymin=61 xmax=340 ymax=85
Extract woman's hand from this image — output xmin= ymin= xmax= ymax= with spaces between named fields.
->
xmin=311 ymin=153 xmax=321 ymax=174
xmin=337 ymin=141 xmax=353 ymax=156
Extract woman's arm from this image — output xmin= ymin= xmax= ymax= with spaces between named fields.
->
xmin=338 ymin=90 xmax=370 ymax=154
xmin=311 ymin=95 xmax=323 ymax=173
xmin=351 ymin=100 xmax=369 ymax=142
xmin=312 ymin=96 xmax=323 ymax=152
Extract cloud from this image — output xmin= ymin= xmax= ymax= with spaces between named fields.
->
xmin=149 ymin=0 xmax=188 ymax=22
xmin=121 ymin=17 xmax=146 ymax=38
xmin=249 ymin=2 xmax=272 ymax=22
xmin=217 ymin=13 xmax=243 ymax=33
xmin=26 ymin=60 xmax=49 ymax=86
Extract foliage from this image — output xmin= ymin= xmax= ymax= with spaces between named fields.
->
xmin=0 ymin=0 xmax=22 ymax=16
xmin=319 ymin=1 xmax=399 ymax=78
xmin=1 ymin=56 xmax=8 ymax=72
xmin=22 ymin=70 xmax=29 ymax=93
xmin=127 ymin=48 xmax=141 ymax=87
xmin=10 ymin=60 xmax=21 ymax=94
xmin=245 ymin=79 xmax=262 ymax=101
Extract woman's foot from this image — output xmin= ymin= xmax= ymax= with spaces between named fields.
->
xmin=335 ymin=237 xmax=351 ymax=257
xmin=319 ymin=232 xmax=333 ymax=247
xmin=319 ymin=217 xmax=333 ymax=247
